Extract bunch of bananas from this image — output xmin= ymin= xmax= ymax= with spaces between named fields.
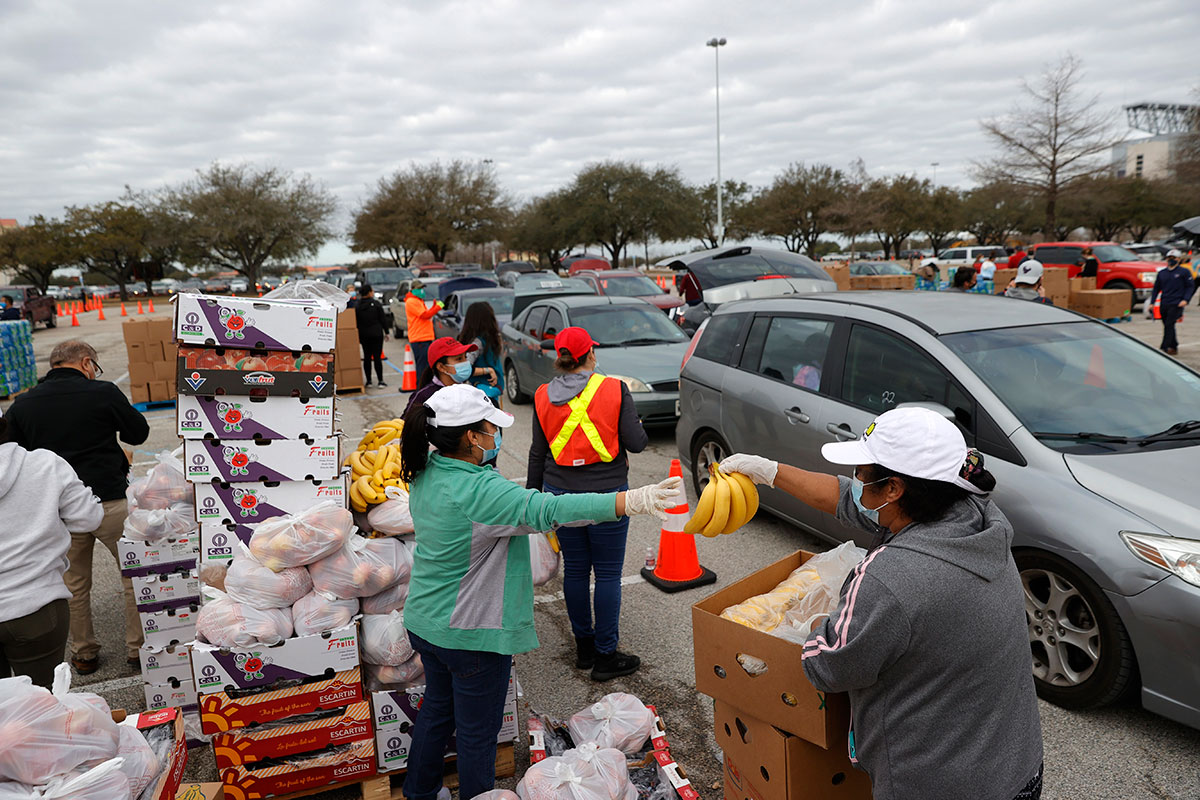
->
xmin=683 ymin=465 xmax=759 ymax=537
xmin=346 ymin=418 xmax=408 ymax=512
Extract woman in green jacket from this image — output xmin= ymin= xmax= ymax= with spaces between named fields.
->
xmin=397 ymin=383 xmax=682 ymax=800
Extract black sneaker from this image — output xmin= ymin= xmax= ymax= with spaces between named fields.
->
xmin=591 ymin=650 xmax=640 ymax=682
xmin=377 ymin=381 xmax=388 ymax=387
xmin=575 ymin=636 xmax=596 ymax=670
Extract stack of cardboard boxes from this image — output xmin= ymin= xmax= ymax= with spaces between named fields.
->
xmin=693 ymin=551 xmax=873 ymax=800
xmin=1067 ymin=277 xmax=1130 ymax=319
xmin=847 ymin=274 xmax=916 ymax=291
xmin=820 ymin=264 xmax=850 ymax=291
xmin=334 ymin=309 xmax=364 ymax=392
xmin=991 ymin=267 xmax=1069 ymax=307
xmin=125 ymin=317 xmax=180 ymax=404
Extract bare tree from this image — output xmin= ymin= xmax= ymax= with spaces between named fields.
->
xmin=977 ymin=54 xmax=1118 ymax=235
xmin=752 ymin=163 xmax=846 ymax=257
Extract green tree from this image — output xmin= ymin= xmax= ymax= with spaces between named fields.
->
xmin=168 ymin=162 xmax=337 ymax=286
xmin=507 ymin=191 xmax=576 ymax=268
xmin=961 ymin=182 xmax=1035 ymax=245
xmin=978 ymin=54 xmax=1118 ymax=235
xmin=751 ymin=163 xmax=846 ymax=257
xmin=865 ymin=175 xmax=926 ymax=258
xmin=350 ymin=174 xmax=423 ymax=268
xmin=0 ymin=216 xmax=73 ymax=292
xmin=691 ymin=179 xmax=753 ymax=248
xmin=919 ymin=186 xmax=964 ymax=256
xmin=64 ymin=201 xmax=154 ymax=301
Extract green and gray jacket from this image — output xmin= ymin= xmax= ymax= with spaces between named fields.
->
xmin=404 ymin=452 xmax=619 ymax=654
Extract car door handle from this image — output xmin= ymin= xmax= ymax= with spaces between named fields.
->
xmin=826 ymin=422 xmax=859 ymax=440
xmin=783 ymin=407 xmax=810 ymax=424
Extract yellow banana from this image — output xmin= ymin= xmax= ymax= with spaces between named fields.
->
xmin=348 ymin=451 xmax=370 ymax=477
xmin=701 ymin=467 xmax=731 ymax=537
xmin=349 ymin=482 xmax=367 ymax=512
xmin=683 ymin=469 xmax=716 ymax=534
xmin=728 ymin=472 xmax=759 ymax=526
xmin=374 ymin=428 xmax=398 ymax=447
xmin=721 ymin=467 xmax=748 ymax=535
xmin=356 ymin=475 xmax=380 ymax=504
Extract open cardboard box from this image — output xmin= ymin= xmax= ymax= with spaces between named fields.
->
xmin=177 ymin=394 xmax=337 ymax=440
xmin=112 ymin=707 xmax=189 ymax=800
xmin=177 ymin=346 xmax=335 ymax=398
xmin=119 ymin=535 xmax=201 ymax=577
xmin=193 ymin=476 xmax=347 ymax=526
xmin=132 ymin=569 xmax=202 ymax=612
xmin=184 ymin=435 xmax=342 ymax=483
xmin=175 ymin=294 xmax=338 ymax=352
xmin=715 ymin=701 xmax=871 ymax=800
xmin=693 ymin=550 xmax=849 ymax=748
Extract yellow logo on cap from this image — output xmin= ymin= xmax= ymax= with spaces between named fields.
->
xmin=864 ymin=422 xmax=876 ymax=437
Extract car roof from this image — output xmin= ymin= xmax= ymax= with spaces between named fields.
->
xmin=1034 ymin=241 xmax=1114 ymax=247
xmin=717 ymin=291 xmax=1086 ymax=335
xmin=529 ymin=295 xmax=647 ymax=309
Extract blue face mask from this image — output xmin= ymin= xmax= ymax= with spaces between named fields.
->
xmin=474 ymin=430 xmax=502 ymax=462
xmin=452 ymin=361 xmax=473 ymax=383
xmin=850 ymin=476 xmax=890 ymax=524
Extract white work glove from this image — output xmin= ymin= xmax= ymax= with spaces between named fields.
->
xmin=624 ymin=477 xmax=684 ymax=520
xmin=720 ymin=454 xmax=778 ymax=487
xmin=1144 ymin=304 xmax=1155 ymax=319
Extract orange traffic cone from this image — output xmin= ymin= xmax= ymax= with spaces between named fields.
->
xmin=70 ymin=310 xmax=80 ymax=327
xmin=57 ymin=302 xmax=64 ymax=317
xmin=642 ymin=458 xmax=717 ymax=593
xmin=97 ymin=303 xmax=106 ymax=321
xmin=401 ymin=344 xmax=418 ymax=392
xmin=137 ymin=300 xmax=144 ymax=315
xmin=120 ymin=302 xmax=127 ymax=317
xmin=148 ymin=298 xmax=155 ymax=313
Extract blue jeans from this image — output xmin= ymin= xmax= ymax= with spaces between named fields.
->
xmin=410 ymin=339 xmax=431 ymax=384
xmin=404 ymin=632 xmax=513 ymax=800
xmin=542 ymin=481 xmax=629 ymax=654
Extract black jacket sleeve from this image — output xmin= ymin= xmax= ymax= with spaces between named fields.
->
xmin=617 ymin=384 xmax=648 ymax=454
xmin=110 ymin=383 xmax=150 ymax=445
xmin=527 ymin=404 xmax=549 ymax=490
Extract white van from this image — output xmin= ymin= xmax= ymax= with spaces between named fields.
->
xmin=935 ymin=245 xmax=1008 ymax=269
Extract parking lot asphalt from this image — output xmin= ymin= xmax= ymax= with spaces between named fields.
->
xmin=3 ymin=301 xmax=1199 ymax=799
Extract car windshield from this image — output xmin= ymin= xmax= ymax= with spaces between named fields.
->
xmin=943 ymin=322 xmax=1200 ymax=452
xmin=462 ymin=293 xmax=514 ymax=316
xmin=1092 ymin=245 xmax=1142 ymax=263
xmin=571 ymin=306 xmax=689 ymax=346
xmin=690 ymin=252 xmax=826 ymax=288
xmin=599 ymin=275 xmax=662 ymax=296
xmin=363 ymin=269 xmax=412 ymax=284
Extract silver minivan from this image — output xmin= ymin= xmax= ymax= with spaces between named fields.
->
xmin=677 ymin=291 xmax=1200 ymax=729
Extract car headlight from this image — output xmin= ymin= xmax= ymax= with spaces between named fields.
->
xmin=1138 ymin=272 xmax=1159 ymax=283
xmin=608 ymin=375 xmax=652 ymax=393
xmin=1121 ymin=531 xmax=1200 ymax=588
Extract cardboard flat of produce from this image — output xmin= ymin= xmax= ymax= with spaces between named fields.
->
xmin=184 ymin=436 xmax=342 ymax=483
xmin=200 ymin=523 xmax=255 ymax=568
xmin=218 ymin=738 xmax=376 ymax=800
xmin=175 ymin=294 xmax=338 ymax=352
xmin=112 ymin=708 xmax=189 ymax=800
xmin=119 ymin=535 xmax=201 ymax=577
xmin=212 ymin=701 xmax=374 ymax=769
xmin=175 ymin=783 xmax=224 ymax=800
xmin=146 ymin=678 xmax=199 ymax=712
xmin=193 ymin=622 xmax=361 ymax=693
xmin=133 ymin=569 xmax=202 ymax=611
xmin=141 ymin=604 xmax=200 ymax=649
xmin=177 ymin=394 xmax=336 ymax=440
xmin=178 ymin=347 xmax=335 ymax=398
xmin=196 ymin=668 xmax=363 ymax=735
xmin=141 ymin=642 xmax=195 ymax=685
xmin=194 ymin=477 xmax=347 ymax=525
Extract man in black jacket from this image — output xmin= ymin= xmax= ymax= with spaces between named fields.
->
xmin=1146 ymin=249 xmax=1196 ymax=355
xmin=355 ymin=284 xmax=388 ymax=387
xmin=6 ymin=340 xmax=150 ymax=674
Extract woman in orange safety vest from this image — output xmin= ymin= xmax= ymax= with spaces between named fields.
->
xmin=526 ymin=327 xmax=649 ymax=681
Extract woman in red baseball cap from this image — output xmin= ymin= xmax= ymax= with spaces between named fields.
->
xmin=526 ymin=326 xmax=650 ymax=681
xmin=402 ymin=336 xmax=496 ymax=418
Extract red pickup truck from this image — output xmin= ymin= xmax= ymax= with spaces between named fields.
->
xmin=1 ymin=285 xmax=56 ymax=328
xmin=1029 ymin=242 xmax=1164 ymax=308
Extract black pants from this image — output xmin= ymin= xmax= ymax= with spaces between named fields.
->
xmin=0 ymin=598 xmax=70 ymax=688
xmin=361 ymin=334 xmax=384 ymax=382
xmin=1161 ymin=303 xmax=1182 ymax=351
xmin=1013 ymin=763 xmax=1043 ymax=799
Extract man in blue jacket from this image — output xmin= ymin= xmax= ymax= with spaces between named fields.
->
xmin=1147 ymin=249 xmax=1196 ymax=355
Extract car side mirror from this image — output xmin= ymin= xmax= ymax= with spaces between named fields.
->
xmin=540 ymin=339 xmax=556 ymax=351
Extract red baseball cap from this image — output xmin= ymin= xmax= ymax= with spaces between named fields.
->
xmin=428 ymin=337 xmax=478 ymax=365
xmin=554 ymin=327 xmax=594 ymax=360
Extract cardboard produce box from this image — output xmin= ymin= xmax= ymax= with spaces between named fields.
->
xmin=200 ymin=523 xmax=254 ymax=569
xmin=212 ymin=701 xmax=374 ymax=771
xmin=1069 ymin=276 xmax=1097 ymax=294
xmin=132 ymin=568 xmax=202 ymax=611
xmin=217 ymin=738 xmax=375 ymax=800
xmin=184 ymin=435 xmax=342 ymax=484
xmin=371 ymin=667 xmax=518 ymax=773
xmin=715 ymin=701 xmax=871 ymax=800
xmin=177 ymin=394 xmax=337 ymax=440
xmin=192 ymin=621 xmax=363 ymax=734
xmin=175 ymin=783 xmax=224 ymax=800
xmin=338 ymin=309 xmax=356 ymax=330
xmin=146 ymin=678 xmax=199 ymax=712
xmin=821 ymin=264 xmax=850 ymax=291
xmin=175 ymin=294 xmax=338 ymax=352
xmin=141 ymin=603 xmax=200 ymax=649
xmin=992 ymin=268 xmax=1017 ymax=293
xmin=113 ymin=708 xmax=189 ymax=800
xmin=693 ymin=550 xmax=849 ymax=748
xmin=847 ymin=274 xmax=914 ymax=291
xmin=140 ymin=642 xmax=196 ymax=685
xmin=1069 ymin=289 xmax=1129 ymax=319
xmin=1041 ymin=266 xmax=1069 ymax=294
xmin=177 ymin=346 xmax=335 ymax=398
xmin=194 ymin=477 xmax=347 ymax=525
xmin=119 ymin=535 xmax=201 ymax=577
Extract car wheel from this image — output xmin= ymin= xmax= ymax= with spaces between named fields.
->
xmin=690 ymin=431 xmax=730 ymax=496
xmin=46 ymin=314 xmax=56 ymax=329
xmin=505 ymin=361 xmax=530 ymax=404
xmin=1015 ymin=551 xmax=1137 ymax=709
xmin=1104 ymin=280 xmax=1135 ymax=311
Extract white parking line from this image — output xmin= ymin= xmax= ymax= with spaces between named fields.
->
xmin=534 ymin=573 xmax=644 ymax=605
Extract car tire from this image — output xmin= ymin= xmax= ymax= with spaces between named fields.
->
xmin=689 ymin=431 xmax=730 ymax=497
xmin=45 ymin=314 xmax=56 ymax=329
xmin=1104 ymin=280 xmax=1135 ymax=311
xmin=1015 ymin=550 xmax=1137 ymax=710
xmin=505 ymin=361 xmax=530 ymax=404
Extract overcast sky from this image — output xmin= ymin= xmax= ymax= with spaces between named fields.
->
xmin=1 ymin=0 xmax=1196 ymax=263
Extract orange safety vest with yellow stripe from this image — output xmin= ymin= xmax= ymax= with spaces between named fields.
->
xmin=535 ymin=373 xmax=622 ymax=467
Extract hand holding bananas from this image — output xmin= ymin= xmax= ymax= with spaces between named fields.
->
xmin=623 ymin=476 xmax=685 ymax=520
xmin=684 ymin=463 xmax=760 ymax=537
xmin=346 ymin=418 xmax=408 ymax=512
xmin=719 ymin=453 xmax=778 ymax=487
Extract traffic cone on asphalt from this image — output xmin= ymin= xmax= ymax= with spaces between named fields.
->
xmin=642 ymin=458 xmax=717 ymax=593
xmin=120 ymin=302 xmax=127 ymax=317
xmin=149 ymin=298 xmax=155 ymax=313
xmin=56 ymin=302 xmax=63 ymax=317
xmin=70 ymin=310 xmax=79 ymax=327
xmin=137 ymin=300 xmax=144 ymax=315
xmin=401 ymin=344 xmax=418 ymax=392
xmin=97 ymin=303 xmax=106 ymax=321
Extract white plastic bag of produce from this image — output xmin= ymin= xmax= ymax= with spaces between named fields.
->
xmin=292 ymin=591 xmax=359 ymax=636
xmin=361 ymin=578 xmax=409 ymax=615
xmin=308 ymin=536 xmax=409 ymax=599
xmin=126 ymin=451 xmax=190 ymax=510
xmin=249 ymin=500 xmax=352 ymax=570
xmin=115 ymin=725 xmax=160 ymax=798
xmin=122 ymin=502 xmax=195 ymax=543
xmin=198 ymin=561 xmax=227 ymax=592
xmin=195 ymin=589 xmax=293 ymax=647
xmin=360 ymin=611 xmax=413 ymax=666
xmin=364 ymin=655 xmax=424 ymax=689
xmin=224 ymin=547 xmax=312 ymax=610
xmin=471 ymin=791 xmax=521 ymax=800
xmin=7 ymin=757 xmax=134 ymax=800
xmin=0 ymin=666 xmax=120 ymax=785
xmin=565 ymin=743 xmax=631 ymax=800
xmin=775 ymin=541 xmax=866 ymax=642
xmin=530 ymin=533 xmax=559 ymax=587
xmin=517 ymin=748 xmax=633 ymax=800
xmin=367 ymin=487 xmax=415 ymax=535
xmin=567 ymin=693 xmax=654 ymax=755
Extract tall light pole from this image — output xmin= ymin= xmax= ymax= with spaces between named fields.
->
xmin=931 ymin=161 xmax=940 ymax=183
xmin=707 ymin=37 xmax=727 ymax=245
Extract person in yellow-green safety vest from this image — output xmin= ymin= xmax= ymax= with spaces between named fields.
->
xmin=526 ymin=326 xmax=649 ymax=681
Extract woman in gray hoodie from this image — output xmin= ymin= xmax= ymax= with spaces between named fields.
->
xmin=722 ymin=406 xmax=1043 ymax=800
xmin=0 ymin=414 xmax=104 ymax=686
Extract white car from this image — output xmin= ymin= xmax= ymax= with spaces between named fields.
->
xmin=935 ymin=245 xmax=1008 ymax=269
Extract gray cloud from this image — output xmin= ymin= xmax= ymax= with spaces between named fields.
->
xmin=1 ymin=0 xmax=1195 ymax=262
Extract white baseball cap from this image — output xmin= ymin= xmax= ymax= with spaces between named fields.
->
xmin=424 ymin=383 xmax=514 ymax=429
xmin=822 ymin=406 xmax=984 ymax=494
xmin=1012 ymin=259 xmax=1044 ymax=285
xmin=1167 ymin=249 xmax=1183 ymax=259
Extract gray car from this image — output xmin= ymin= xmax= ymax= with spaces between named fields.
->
xmin=503 ymin=296 xmax=690 ymax=426
xmin=676 ymin=291 xmax=1200 ymax=729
